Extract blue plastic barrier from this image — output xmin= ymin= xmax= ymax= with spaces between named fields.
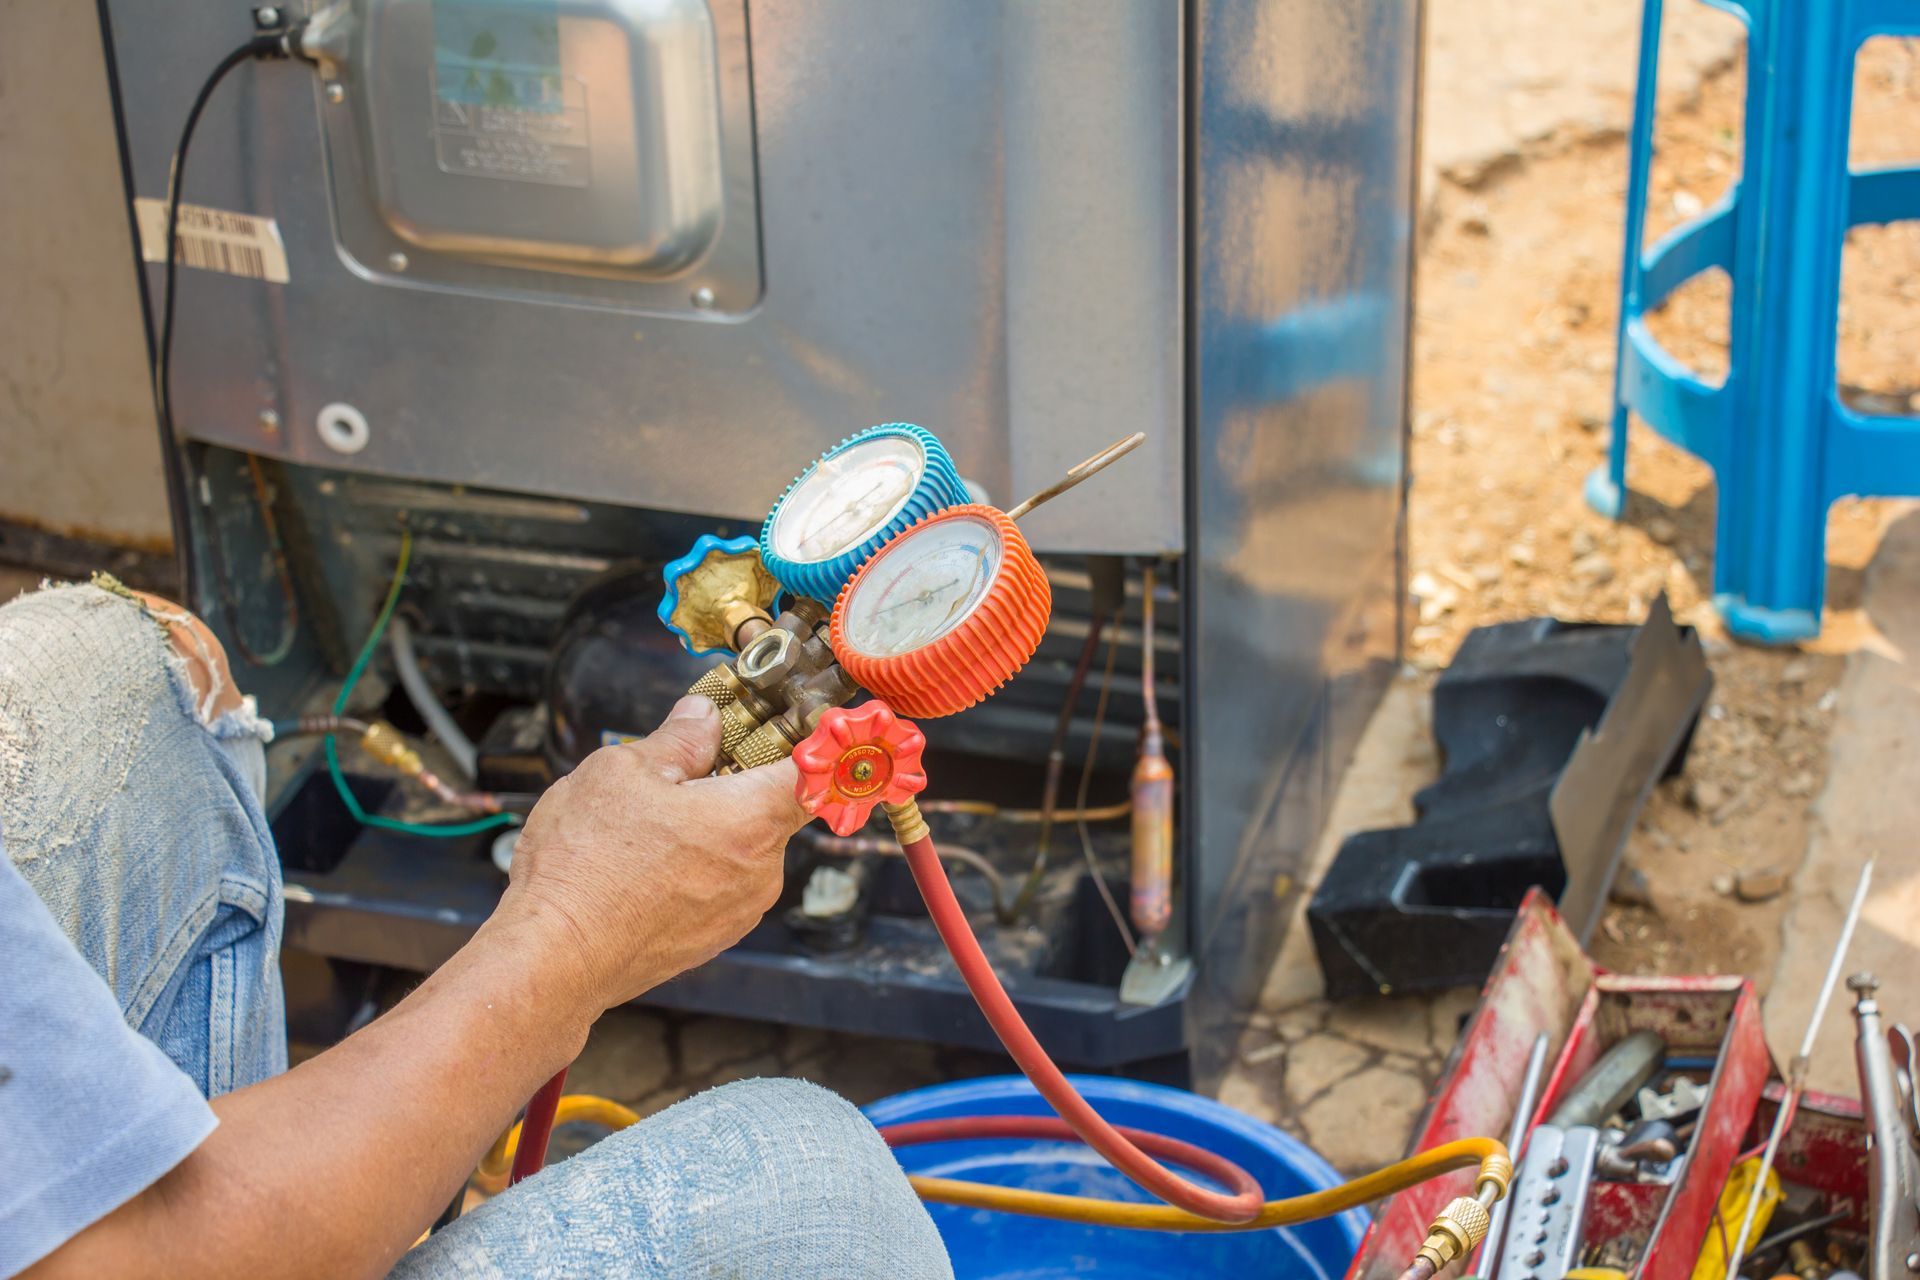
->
xmin=864 ymin=1075 xmax=1365 ymax=1280
xmin=1587 ymin=0 xmax=1920 ymax=643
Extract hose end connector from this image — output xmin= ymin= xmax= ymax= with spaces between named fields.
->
xmin=1476 ymin=1150 xmax=1514 ymax=1202
xmin=1412 ymin=1195 xmax=1492 ymax=1274
xmin=884 ymin=799 xmax=930 ymax=847
xmin=360 ymin=721 xmax=423 ymax=776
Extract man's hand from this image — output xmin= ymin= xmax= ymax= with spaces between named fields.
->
xmin=501 ymin=696 xmax=810 ymax=1012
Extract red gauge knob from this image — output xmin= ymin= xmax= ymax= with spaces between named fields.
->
xmin=792 ymin=702 xmax=929 ymax=836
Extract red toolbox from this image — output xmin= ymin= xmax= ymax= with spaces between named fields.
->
xmin=1346 ymin=890 xmax=1773 ymax=1278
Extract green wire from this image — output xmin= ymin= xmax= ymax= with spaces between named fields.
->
xmin=324 ymin=528 xmax=517 ymax=840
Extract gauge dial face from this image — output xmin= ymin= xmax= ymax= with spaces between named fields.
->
xmin=840 ymin=515 xmax=1003 ymax=658
xmin=771 ymin=436 xmax=926 ymax=564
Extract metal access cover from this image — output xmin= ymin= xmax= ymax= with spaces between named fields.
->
xmin=315 ymin=0 xmax=760 ymax=313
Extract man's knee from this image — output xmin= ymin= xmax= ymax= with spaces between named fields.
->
xmin=629 ymin=1077 xmax=918 ymax=1209
xmin=682 ymin=1078 xmax=907 ymax=1191
xmin=418 ymin=1077 xmax=953 ymax=1278
xmin=643 ymin=1078 xmax=950 ymax=1276
xmin=127 ymin=589 xmax=247 ymax=725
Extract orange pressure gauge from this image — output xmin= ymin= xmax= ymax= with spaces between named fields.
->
xmin=829 ymin=505 xmax=1051 ymax=718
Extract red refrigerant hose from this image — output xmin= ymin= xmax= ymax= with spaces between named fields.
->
xmin=890 ymin=830 xmax=1264 ymax=1223
xmin=508 ymin=1068 xmax=568 ymax=1186
xmin=874 ymin=1115 xmax=1261 ymax=1202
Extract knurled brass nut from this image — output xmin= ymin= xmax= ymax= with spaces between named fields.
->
xmin=688 ymin=664 xmax=742 ymax=709
xmin=718 ymin=701 xmax=760 ymax=754
xmin=730 ymin=720 xmax=796 ymax=771
xmin=1436 ymin=1195 xmax=1491 ymax=1250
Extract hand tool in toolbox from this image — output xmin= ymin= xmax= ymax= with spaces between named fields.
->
xmin=1493 ymin=1030 xmax=1667 ymax=1279
xmin=1724 ymin=860 xmax=1875 ymax=1277
xmin=1474 ymin=1031 xmax=1552 ymax=1275
xmin=1346 ymin=891 xmax=1773 ymax=1280
xmin=1848 ymin=970 xmax=1920 ymax=1278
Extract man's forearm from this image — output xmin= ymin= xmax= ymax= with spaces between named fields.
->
xmin=28 ymin=901 xmax=603 ymax=1280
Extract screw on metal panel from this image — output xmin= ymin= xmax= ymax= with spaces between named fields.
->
xmin=259 ymin=409 xmax=281 ymax=434
xmin=387 ymin=251 xmax=409 ymax=273
xmin=691 ymin=286 xmax=716 ymax=309
xmin=325 ymin=83 xmax=346 ymax=104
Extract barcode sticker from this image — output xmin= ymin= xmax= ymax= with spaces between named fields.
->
xmin=133 ymin=198 xmax=290 ymax=284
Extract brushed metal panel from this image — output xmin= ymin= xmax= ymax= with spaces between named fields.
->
xmin=105 ymin=1 xmax=1185 ymax=552
xmin=1183 ymin=0 xmax=1418 ymax=957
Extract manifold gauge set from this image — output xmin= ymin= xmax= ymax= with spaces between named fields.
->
xmin=657 ymin=422 xmax=1140 ymax=818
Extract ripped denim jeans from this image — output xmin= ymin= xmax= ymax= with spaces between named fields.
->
xmin=0 ymin=582 xmax=952 ymax=1279
xmin=0 ymin=581 xmax=284 ymax=1096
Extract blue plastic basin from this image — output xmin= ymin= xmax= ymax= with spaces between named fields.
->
xmin=864 ymin=1075 xmax=1364 ymax=1279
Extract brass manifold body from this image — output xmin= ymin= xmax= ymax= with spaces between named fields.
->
xmin=686 ymin=597 xmax=860 ymax=772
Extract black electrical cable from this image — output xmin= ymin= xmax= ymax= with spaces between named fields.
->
xmin=154 ymin=28 xmax=303 ymax=665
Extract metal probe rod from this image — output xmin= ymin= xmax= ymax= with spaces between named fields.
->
xmin=1006 ymin=432 xmax=1147 ymax=521
xmin=1723 ymin=857 xmax=1875 ymax=1279
xmin=1473 ymin=1031 xmax=1552 ymax=1279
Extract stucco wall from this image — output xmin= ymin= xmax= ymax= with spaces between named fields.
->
xmin=0 ymin=0 xmax=171 ymax=547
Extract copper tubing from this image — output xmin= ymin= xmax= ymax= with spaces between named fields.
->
xmin=801 ymin=829 xmax=1010 ymax=921
xmin=281 ymin=714 xmax=374 ymax=737
xmin=274 ymin=716 xmax=533 ymax=815
xmin=1130 ymin=565 xmax=1174 ymax=939
xmin=1009 ymin=614 xmax=1110 ymax=921
xmin=919 ymin=798 xmax=1132 ymax=824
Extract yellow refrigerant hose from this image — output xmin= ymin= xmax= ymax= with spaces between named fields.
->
xmin=481 ymin=1099 xmax=1507 ymax=1263
xmin=475 ymin=1095 xmax=641 ymax=1194
xmin=908 ymin=1136 xmax=1508 ymax=1233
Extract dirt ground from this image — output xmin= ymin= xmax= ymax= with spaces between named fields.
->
xmin=1406 ymin=35 xmax=1920 ymax=988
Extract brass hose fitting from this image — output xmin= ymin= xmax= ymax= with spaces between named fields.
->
xmin=1476 ymin=1151 xmax=1513 ymax=1202
xmin=732 ymin=720 xmax=796 ymax=771
xmin=1398 ymin=1154 xmax=1509 ymax=1280
xmin=1411 ymin=1195 xmax=1492 ymax=1274
xmin=359 ymin=721 xmax=424 ymax=777
xmin=884 ymin=799 xmax=930 ymax=847
xmin=687 ymin=664 xmax=742 ymax=709
xmin=717 ymin=701 xmax=760 ymax=757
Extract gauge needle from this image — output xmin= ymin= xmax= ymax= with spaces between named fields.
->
xmin=878 ymin=578 xmax=962 ymax=614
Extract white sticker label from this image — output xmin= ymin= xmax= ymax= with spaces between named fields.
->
xmin=134 ymin=198 xmax=290 ymax=284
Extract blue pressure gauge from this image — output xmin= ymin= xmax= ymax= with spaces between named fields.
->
xmin=758 ymin=423 xmax=969 ymax=605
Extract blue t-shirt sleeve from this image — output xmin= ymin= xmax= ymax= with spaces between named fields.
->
xmin=0 ymin=840 xmax=218 ymax=1276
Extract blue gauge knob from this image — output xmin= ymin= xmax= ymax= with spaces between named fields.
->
xmin=658 ymin=533 xmax=783 ymax=658
xmin=759 ymin=423 xmax=970 ymax=605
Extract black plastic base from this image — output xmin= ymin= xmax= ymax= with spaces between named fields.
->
xmin=1307 ymin=596 xmax=1710 ymax=1000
